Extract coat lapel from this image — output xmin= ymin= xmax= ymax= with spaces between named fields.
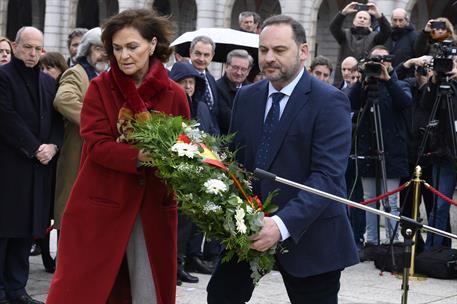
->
xmin=263 ymin=71 xmax=312 ymax=170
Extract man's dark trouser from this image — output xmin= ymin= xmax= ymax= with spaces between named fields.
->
xmin=207 ymin=256 xmax=341 ymax=304
xmin=0 ymin=238 xmax=33 ymax=301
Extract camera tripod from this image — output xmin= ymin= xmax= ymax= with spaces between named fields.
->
xmin=353 ymin=77 xmax=392 ymax=243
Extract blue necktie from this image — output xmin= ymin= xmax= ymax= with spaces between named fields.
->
xmin=255 ymin=92 xmax=285 ymax=169
xmin=201 ymin=73 xmax=214 ymax=111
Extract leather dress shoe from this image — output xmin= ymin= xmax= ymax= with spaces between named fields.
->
xmin=176 ymin=277 xmax=182 ymax=286
xmin=30 ymin=244 xmax=41 ymax=256
xmin=10 ymin=294 xmax=44 ymax=304
xmin=185 ymin=256 xmax=214 ymax=274
xmin=178 ymin=269 xmax=199 ymax=283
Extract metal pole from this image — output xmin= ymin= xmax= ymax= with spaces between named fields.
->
xmin=254 ymin=168 xmax=457 ymax=241
xmin=409 ymin=166 xmax=421 ymax=276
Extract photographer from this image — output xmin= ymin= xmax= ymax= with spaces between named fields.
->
xmin=349 ymin=45 xmax=412 ymax=255
xmin=420 ymin=56 xmax=457 ymax=250
xmin=395 ymin=56 xmax=435 ymax=248
xmin=414 ymin=17 xmax=457 ymax=57
xmin=330 ymin=2 xmax=391 ymax=85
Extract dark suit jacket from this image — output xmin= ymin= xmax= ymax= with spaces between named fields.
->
xmin=193 ymin=70 xmax=220 ymax=135
xmin=0 ymin=57 xmax=63 ymax=237
xmin=217 ymin=74 xmax=246 ymax=135
xmin=229 ymin=70 xmax=359 ymax=278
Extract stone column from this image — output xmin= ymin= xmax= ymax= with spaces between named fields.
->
xmin=43 ymin=0 xmax=70 ymax=54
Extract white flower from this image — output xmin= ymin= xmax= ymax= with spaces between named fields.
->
xmin=246 ymin=204 xmax=255 ymax=214
xmin=203 ymin=201 xmax=222 ymax=214
xmin=235 ymin=207 xmax=247 ymax=234
xmin=183 ymin=124 xmax=204 ymax=143
xmin=204 ymin=179 xmax=228 ymax=195
xmin=171 ymin=142 xmax=199 ymax=158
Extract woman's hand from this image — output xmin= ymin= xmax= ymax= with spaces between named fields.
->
xmin=138 ymin=149 xmax=152 ymax=163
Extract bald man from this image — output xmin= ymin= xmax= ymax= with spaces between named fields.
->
xmin=330 ymin=1 xmax=391 ymax=84
xmin=385 ymin=8 xmax=417 ymax=68
xmin=339 ymin=56 xmax=358 ymax=90
xmin=0 ymin=26 xmax=62 ymax=304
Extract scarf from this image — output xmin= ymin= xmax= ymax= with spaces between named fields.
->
xmin=351 ymin=26 xmax=371 ymax=36
xmin=77 ymin=57 xmax=98 ymax=80
xmin=110 ymin=57 xmax=171 ymax=142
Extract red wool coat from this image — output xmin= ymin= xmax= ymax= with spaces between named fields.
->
xmin=47 ymin=59 xmax=190 ymax=304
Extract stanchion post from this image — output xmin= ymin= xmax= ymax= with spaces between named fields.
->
xmin=409 ymin=166 xmax=422 ymax=276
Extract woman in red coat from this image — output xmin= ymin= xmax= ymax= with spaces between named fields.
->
xmin=47 ymin=9 xmax=190 ymax=304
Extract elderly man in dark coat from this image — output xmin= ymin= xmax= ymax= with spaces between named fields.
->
xmin=330 ymin=2 xmax=391 ymax=85
xmin=0 ymin=26 xmax=62 ymax=304
xmin=384 ymin=8 xmax=417 ymax=69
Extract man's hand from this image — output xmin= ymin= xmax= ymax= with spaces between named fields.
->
xmin=378 ymin=63 xmax=391 ymax=81
xmin=404 ymin=56 xmax=432 ymax=69
xmin=342 ymin=2 xmax=358 ymax=16
xmin=249 ymin=217 xmax=281 ymax=252
xmin=367 ymin=3 xmax=381 ymax=18
xmin=36 ymin=144 xmax=58 ymax=165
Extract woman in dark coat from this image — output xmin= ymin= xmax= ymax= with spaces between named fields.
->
xmin=47 ymin=9 xmax=190 ymax=304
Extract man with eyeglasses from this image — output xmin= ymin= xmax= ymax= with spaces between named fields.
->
xmin=0 ymin=26 xmax=63 ymax=304
xmin=217 ymin=49 xmax=253 ymax=134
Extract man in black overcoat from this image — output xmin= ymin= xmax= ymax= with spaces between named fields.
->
xmin=0 ymin=26 xmax=62 ymax=304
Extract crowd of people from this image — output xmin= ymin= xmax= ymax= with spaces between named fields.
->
xmin=0 ymin=3 xmax=456 ymax=304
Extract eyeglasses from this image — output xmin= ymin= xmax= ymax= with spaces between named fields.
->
xmin=228 ymin=64 xmax=249 ymax=73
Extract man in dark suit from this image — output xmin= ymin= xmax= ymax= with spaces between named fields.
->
xmin=187 ymin=35 xmax=221 ymax=274
xmin=207 ymin=15 xmax=359 ymax=304
xmin=217 ymin=49 xmax=253 ymax=134
xmin=0 ymin=27 xmax=62 ymax=304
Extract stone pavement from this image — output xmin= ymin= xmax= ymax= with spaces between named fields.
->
xmin=27 ymin=231 xmax=457 ymax=304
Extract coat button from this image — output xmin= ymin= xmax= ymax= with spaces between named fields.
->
xmin=138 ymin=177 xmax=145 ymax=186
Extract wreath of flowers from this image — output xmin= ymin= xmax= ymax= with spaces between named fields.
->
xmin=128 ymin=112 xmax=278 ymax=283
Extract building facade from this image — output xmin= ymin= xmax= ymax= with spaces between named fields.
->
xmin=0 ymin=0 xmax=455 ymax=68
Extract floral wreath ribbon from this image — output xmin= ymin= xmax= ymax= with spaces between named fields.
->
xmin=177 ymin=134 xmax=264 ymax=213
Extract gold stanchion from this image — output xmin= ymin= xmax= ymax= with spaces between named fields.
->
xmin=407 ymin=166 xmax=426 ymax=280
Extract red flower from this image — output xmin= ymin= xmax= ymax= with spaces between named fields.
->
xmin=178 ymin=134 xmax=191 ymax=144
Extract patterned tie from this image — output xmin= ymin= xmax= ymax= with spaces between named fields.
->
xmin=255 ymin=92 xmax=285 ymax=169
xmin=201 ymin=73 xmax=214 ymax=111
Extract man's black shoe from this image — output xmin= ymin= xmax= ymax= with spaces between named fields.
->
xmin=176 ymin=277 xmax=182 ymax=286
xmin=0 ymin=299 xmax=11 ymax=304
xmin=30 ymin=244 xmax=41 ymax=256
xmin=185 ymin=256 xmax=214 ymax=274
xmin=178 ymin=269 xmax=199 ymax=283
xmin=10 ymin=294 xmax=44 ymax=304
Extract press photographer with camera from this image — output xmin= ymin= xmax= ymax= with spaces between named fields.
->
xmin=330 ymin=2 xmax=391 ymax=85
xmin=414 ymin=17 xmax=457 ymax=57
xmin=420 ymin=53 xmax=457 ymax=250
xmin=394 ymin=56 xmax=435 ymax=247
xmin=348 ymin=45 xmax=412 ymax=257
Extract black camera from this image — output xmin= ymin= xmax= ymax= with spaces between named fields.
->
xmin=430 ymin=40 xmax=457 ymax=74
xmin=360 ymin=55 xmax=393 ymax=78
xmin=356 ymin=3 xmax=369 ymax=11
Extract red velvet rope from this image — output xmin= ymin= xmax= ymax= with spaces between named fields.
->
xmin=423 ymin=183 xmax=457 ymax=207
xmin=352 ymin=182 xmax=409 ymax=207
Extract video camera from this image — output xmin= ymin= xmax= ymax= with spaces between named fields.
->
xmin=430 ymin=40 xmax=457 ymax=74
xmin=359 ymin=55 xmax=393 ymax=78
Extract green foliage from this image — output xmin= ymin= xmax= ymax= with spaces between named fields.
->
xmin=128 ymin=113 xmax=278 ymax=283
